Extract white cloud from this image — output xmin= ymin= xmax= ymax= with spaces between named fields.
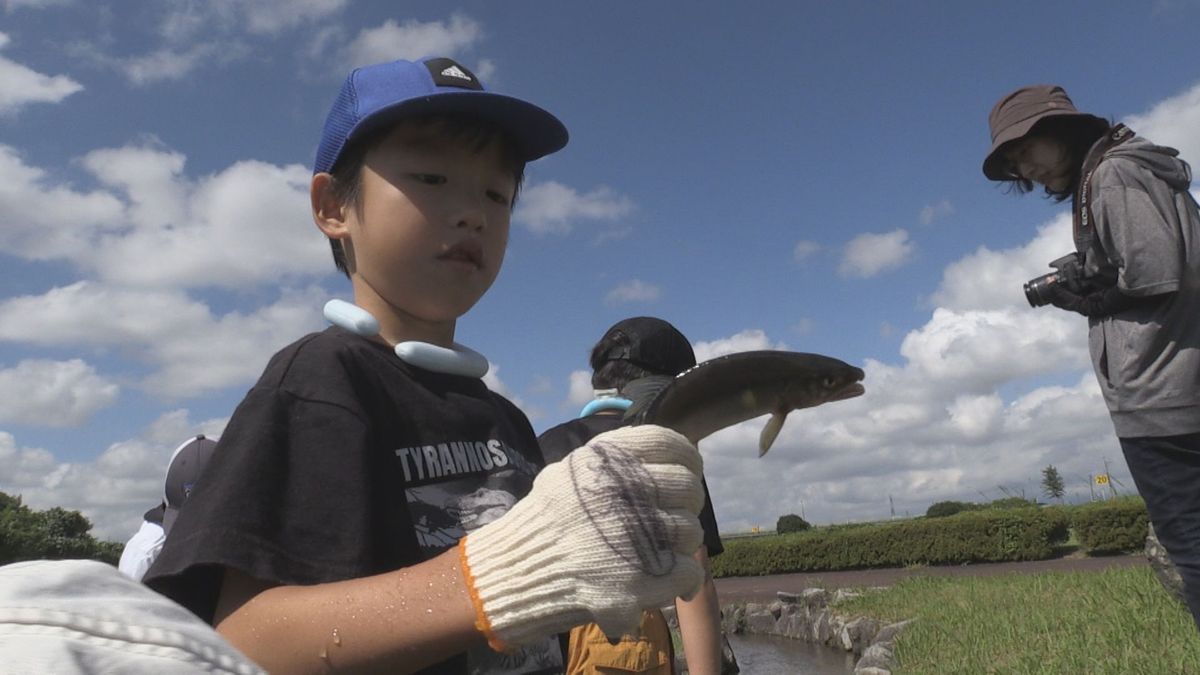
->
xmin=0 ymin=32 xmax=83 ymax=114
xmin=0 ymin=145 xmax=125 ymax=259
xmin=567 ymin=369 xmax=593 ymax=406
xmin=0 ymin=410 xmax=228 ymax=541
xmin=114 ymin=44 xmax=239 ymax=87
xmin=0 ymin=359 xmax=119 ymax=427
xmin=930 ymin=212 xmax=1074 ymax=311
xmin=339 ymin=14 xmax=483 ymax=71
xmin=839 ymin=228 xmax=915 ymax=279
xmin=515 ymin=181 xmax=636 ymax=236
xmin=72 ymin=1 xmax=344 ymax=84
xmin=221 ymin=0 xmax=348 ymax=36
xmin=0 ymin=283 xmax=328 ymax=398
xmin=898 ymin=307 xmax=1087 ymax=394
xmin=0 ymin=143 xmax=330 ymax=288
xmin=1125 ymin=79 xmax=1200 ymax=168
xmin=792 ymin=240 xmax=820 ymax=263
xmin=604 ymin=279 xmax=661 ymax=306
xmin=668 ymin=220 xmax=1117 ymax=531
xmin=919 ymin=199 xmax=954 ymax=225
xmin=693 ymin=329 xmax=785 ymax=362
xmin=2 ymin=0 xmax=70 ymax=10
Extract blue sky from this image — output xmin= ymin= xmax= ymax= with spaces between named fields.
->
xmin=2 ymin=1 xmax=1200 ymax=540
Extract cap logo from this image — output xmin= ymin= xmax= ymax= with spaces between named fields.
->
xmin=441 ymin=65 xmax=471 ymax=81
xmin=424 ymin=57 xmax=483 ymax=91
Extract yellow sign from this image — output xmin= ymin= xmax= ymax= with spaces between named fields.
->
xmin=1095 ymin=474 xmax=1110 ymax=485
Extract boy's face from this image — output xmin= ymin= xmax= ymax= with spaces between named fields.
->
xmin=336 ymin=123 xmax=517 ymax=325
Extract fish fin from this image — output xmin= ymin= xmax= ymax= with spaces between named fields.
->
xmin=621 ymin=375 xmax=675 ymax=424
xmin=758 ymin=412 xmax=787 ymax=457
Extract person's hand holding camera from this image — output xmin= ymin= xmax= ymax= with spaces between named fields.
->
xmin=1043 ymin=283 xmax=1153 ymax=318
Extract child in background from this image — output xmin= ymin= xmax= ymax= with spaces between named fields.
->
xmin=145 ymin=57 xmax=706 ymax=674
xmin=539 ymin=317 xmax=727 ymax=674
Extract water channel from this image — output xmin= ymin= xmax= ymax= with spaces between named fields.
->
xmin=725 ymin=633 xmax=856 ymax=674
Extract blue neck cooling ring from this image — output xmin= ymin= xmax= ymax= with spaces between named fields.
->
xmin=579 ymin=396 xmax=632 ymax=419
xmin=322 ymin=299 xmax=490 ymax=379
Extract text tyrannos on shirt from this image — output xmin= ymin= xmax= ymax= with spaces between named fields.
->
xmin=393 ymin=439 xmax=513 ymax=483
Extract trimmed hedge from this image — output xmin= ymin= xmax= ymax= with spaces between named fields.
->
xmin=713 ymin=498 xmax=1148 ymax=577
xmin=1070 ymin=496 xmax=1148 ymax=555
xmin=712 ymin=508 xmax=1066 ymax=577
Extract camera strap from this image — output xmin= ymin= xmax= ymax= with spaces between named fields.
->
xmin=1074 ymin=124 xmax=1134 ymax=253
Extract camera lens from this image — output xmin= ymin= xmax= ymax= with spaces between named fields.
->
xmin=1023 ymin=272 xmax=1058 ymax=308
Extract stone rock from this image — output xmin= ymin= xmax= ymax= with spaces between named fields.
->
xmin=778 ymin=612 xmax=808 ymax=639
xmin=744 ymin=605 xmax=779 ymax=635
xmin=801 ymin=587 xmax=830 ymax=610
xmin=724 ymin=604 xmax=747 ymax=634
xmin=1146 ymin=522 xmax=1187 ymax=605
xmin=776 ymin=590 xmax=802 ymax=604
xmin=854 ymin=668 xmax=891 ymax=675
xmin=811 ymin=608 xmax=834 ymax=644
xmin=834 ymin=588 xmax=863 ymax=604
xmin=840 ymin=617 xmax=883 ymax=654
xmin=855 ymin=641 xmax=895 ymax=671
xmin=872 ymin=619 xmax=913 ymax=645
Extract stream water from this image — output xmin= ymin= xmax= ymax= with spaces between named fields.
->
xmin=725 ymin=633 xmax=856 ymax=674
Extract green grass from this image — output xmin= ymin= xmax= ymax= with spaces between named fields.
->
xmin=836 ymin=565 xmax=1200 ymax=674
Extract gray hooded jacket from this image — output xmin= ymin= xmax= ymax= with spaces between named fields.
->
xmin=1083 ymin=134 xmax=1200 ymax=436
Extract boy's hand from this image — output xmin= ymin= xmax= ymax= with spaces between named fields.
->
xmin=458 ymin=425 xmax=705 ymax=650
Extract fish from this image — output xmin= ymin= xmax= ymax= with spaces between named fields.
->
xmin=622 ymin=350 xmax=865 ymax=456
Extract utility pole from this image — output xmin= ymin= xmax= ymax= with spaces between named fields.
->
xmin=1102 ymin=458 xmax=1119 ymax=499
xmin=889 ymin=494 xmax=895 ymax=519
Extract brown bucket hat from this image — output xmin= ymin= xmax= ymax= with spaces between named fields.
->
xmin=982 ymin=84 xmax=1107 ymax=180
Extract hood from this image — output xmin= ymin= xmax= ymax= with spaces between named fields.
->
xmin=1106 ymin=135 xmax=1192 ymax=191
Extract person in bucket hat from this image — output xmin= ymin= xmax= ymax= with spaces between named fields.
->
xmin=539 ymin=317 xmax=728 ymax=674
xmin=143 ymin=57 xmax=708 ymax=674
xmin=983 ymin=84 xmax=1200 ymax=630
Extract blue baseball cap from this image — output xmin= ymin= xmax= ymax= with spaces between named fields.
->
xmin=314 ymin=56 xmax=568 ymax=174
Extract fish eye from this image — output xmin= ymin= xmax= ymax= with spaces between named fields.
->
xmin=822 ymin=376 xmax=837 ymax=387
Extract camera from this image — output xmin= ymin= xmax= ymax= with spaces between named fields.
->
xmin=1023 ymin=252 xmax=1098 ymax=308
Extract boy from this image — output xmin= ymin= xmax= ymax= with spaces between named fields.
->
xmin=539 ymin=317 xmax=726 ymax=674
xmin=118 ymin=435 xmax=217 ymax=581
xmin=145 ymin=57 xmax=706 ymax=674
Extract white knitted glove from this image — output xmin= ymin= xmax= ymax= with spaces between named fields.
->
xmin=458 ymin=425 xmax=705 ymax=651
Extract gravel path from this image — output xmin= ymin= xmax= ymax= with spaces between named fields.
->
xmin=713 ymin=553 xmax=1148 ymax=603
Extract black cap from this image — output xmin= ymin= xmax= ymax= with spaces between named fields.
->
xmin=162 ymin=435 xmax=217 ymax=535
xmin=592 ymin=317 xmax=696 ymax=376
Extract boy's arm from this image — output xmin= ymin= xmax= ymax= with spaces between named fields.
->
xmin=215 ymin=551 xmax=481 ymax=674
xmin=216 ymin=425 xmax=705 ymax=674
xmin=674 ymin=546 xmax=724 ymax=675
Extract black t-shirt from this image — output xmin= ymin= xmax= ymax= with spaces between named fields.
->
xmin=537 ymin=412 xmax=724 ymax=558
xmin=144 ymin=327 xmax=563 ymax=674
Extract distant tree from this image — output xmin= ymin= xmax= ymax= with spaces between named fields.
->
xmin=926 ymin=500 xmax=976 ymax=518
xmin=0 ymin=490 xmax=121 ymax=565
xmin=776 ymin=514 xmax=811 ymax=534
xmin=987 ymin=497 xmax=1038 ymax=509
xmin=1041 ymin=465 xmax=1066 ymax=503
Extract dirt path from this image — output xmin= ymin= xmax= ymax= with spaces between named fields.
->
xmin=714 ymin=553 xmax=1148 ymax=603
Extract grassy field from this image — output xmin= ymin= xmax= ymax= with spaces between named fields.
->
xmin=836 ymin=564 xmax=1200 ymax=674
